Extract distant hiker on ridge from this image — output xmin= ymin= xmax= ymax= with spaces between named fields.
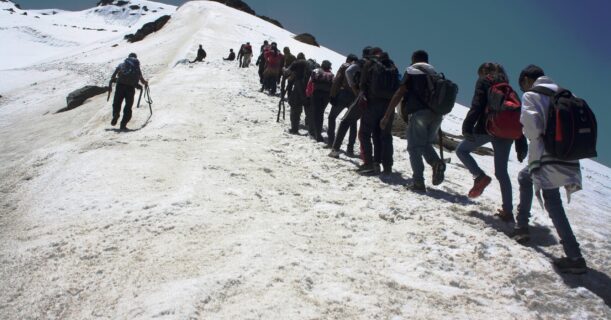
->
xmin=109 ymin=53 xmax=148 ymax=131
xmin=223 ymin=49 xmax=236 ymax=61
xmin=190 ymin=44 xmax=206 ymax=63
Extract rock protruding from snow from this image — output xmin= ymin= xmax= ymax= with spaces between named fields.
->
xmin=61 ymin=85 xmax=109 ymax=112
xmin=294 ymin=33 xmax=320 ymax=47
xmin=124 ymin=14 xmax=170 ymax=42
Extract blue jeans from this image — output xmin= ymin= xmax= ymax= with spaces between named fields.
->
xmin=406 ymin=109 xmax=442 ymax=182
xmin=456 ymin=134 xmax=513 ymax=213
xmin=517 ymin=167 xmax=582 ymax=258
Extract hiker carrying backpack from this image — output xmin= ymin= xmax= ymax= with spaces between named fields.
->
xmin=109 ymin=53 xmax=148 ymax=131
xmin=456 ymin=63 xmax=525 ymax=223
xmin=368 ymin=57 xmax=399 ymax=100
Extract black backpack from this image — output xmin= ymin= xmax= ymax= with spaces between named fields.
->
xmin=413 ymin=66 xmax=458 ymax=115
xmin=530 ymin=86 xmax=597 ymax=160
xmin=369 ymin=59 xmax=399 ymax=99
xmin=117 ymin=58 xmax=140 ymax=86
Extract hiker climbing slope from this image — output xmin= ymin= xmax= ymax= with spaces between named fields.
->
xmin=109 ymin=53 xmax=148 ymax=131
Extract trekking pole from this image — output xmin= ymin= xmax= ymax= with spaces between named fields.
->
xmin=144 ymin=85 xmax=153 ymax=115
xmin=276 ymin=98 xmax=283 ymax=122
xmin=439 ymin=129 xmax=444 ymax=162
xmin=136 ymin=84 xmax=144 ymax=109
xmin=106 ymin=79 xmax=114 ymax=102
xmin=282 ymin=99 xmax=286 ymax=120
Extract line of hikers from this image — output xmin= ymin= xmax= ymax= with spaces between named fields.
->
xmin=253 ymin=42 xmax=597 ymax=275
xmin=107 ymin=41 xmax=597 ymax=274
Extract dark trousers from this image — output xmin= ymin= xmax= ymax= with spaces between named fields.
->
xmin=332 ymin=94 xmax=363 ymax=151
xmin=328 ymin=89 xmax=357 ymax=149
xmin=360 ymin=98 xmax=393 ymax=167
xmin=112 ymin=83 xmax=136 ymax=127
xmin=311 ymin=90 xmax=330 ymax=141
xmin=263 ymin=75 xmax=277 ymax=94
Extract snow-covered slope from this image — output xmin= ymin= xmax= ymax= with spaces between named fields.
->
xmin=0 ymin=0 xmax=175 ymax=69
xmin=0 ymin=1 xmax=609 ymax=319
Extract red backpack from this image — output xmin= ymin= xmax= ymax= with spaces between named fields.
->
xmin=485 ymin=82 xmax=522 ymax=139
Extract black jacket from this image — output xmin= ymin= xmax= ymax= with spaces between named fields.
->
xmin=462 ymin=76 xmax=493 ymax=136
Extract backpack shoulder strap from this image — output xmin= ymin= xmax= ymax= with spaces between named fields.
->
xmin=529 ymin=86 xmax=556 ymax=97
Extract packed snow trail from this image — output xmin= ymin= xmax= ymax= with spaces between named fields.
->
xmin=0 ymin=1 xmax=609 ymax=319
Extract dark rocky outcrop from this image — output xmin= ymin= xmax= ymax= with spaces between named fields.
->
xmin=294 ymin=33 xmax=319 ymax=47
xmin=59 ymin=85 xmax=109 ymax=113
xmin=96 ymin=0 xmax=113 ymax=6
xmin=124 ymin=15 xmax=171 ymax=43
xmin=208 ymin=0 xmax=255 ymax=15
xmin=257 ymin=15 xmax=283 ymax=28
xmin=209 ymin=0 xmax=285 ymax=29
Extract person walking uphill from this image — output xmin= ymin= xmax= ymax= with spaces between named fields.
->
xmin=283 ymin=53 xmax=308 ymax=134
xmin=326 ymin=54 xmax=359 ymax=152
xmin=358 ymin=49 xmax=399 ymax=175
xmin=328 ymin=46 xmax=373 ymax=159
xmin=261 ymin=44 xmax=284 ymax=95
xmin=307 ymin=60 xmax=334 ymax=142
xmin=456 ymin=62 xmax=528 ymax=220
xmin=380 ymin=50 xmax=447 ymax=191
xmin=190 ymin=44 xmax=206 ymax=63
xmin=513 ymin=65 xmax=588 ymax=274
xmin=109 ymin=53 xmax=148 ymax=131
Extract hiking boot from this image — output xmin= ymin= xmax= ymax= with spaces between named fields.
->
xmin=346 ymin=145 xmax=355 ymax=157
xmin=356 ymin=163 xmax=375 ymax=175
xmin=373 ymin=163 xmax=382 ymax=175
xmin=119 ymin=125 xmax=129 ymax=131
xmin=110 ymin=116 xmax=118 ymax=126
xmin=382 ymin=164 xmax=392 ymax=175
xmin=468 ymin=174 xmax=492 ymax=198
xmin=553 ymin=257 xmax=587 ymax=274
xmin=495 ymin=209 xmax=515 ymax=223
xmin=288 ymin=129 xmax=299 ymax=135
xmin=405 ymin=180 xmax=426 ymax=193
xmin=328 ymin=149 xmax=341 ymax=159
xmin=511 ymin=226 xmax=530 ymax=244
xmin=432 ymin=161 xmax=446 ymax=185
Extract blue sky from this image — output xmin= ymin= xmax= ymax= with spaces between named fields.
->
xmin=16 ymin=0 xmax=611 ymax=166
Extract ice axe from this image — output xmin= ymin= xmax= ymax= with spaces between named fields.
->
xmin=106 ymin=79 xmax=115 ymax=102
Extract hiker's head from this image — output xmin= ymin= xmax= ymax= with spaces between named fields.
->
xmin=519 ymin=65 xmax=545 ymax=92
xmin=411 ymin=50 xmax=429 ymax=64
xmin=199 ymin=44 xmax=202 ymax=48
xmin=264 ymin=40 xmax=269 ymax=45
xmin=271 ymin=42 xmax=277 ymax=48
xmin=346 ymin=54 xmax=358 ymax=63
xmin=370 ymin=47 xmax=383 ymax=57
xmin=247 ymin=42 xmax=250 ymax=45
xmin=362 ymin=46 xmax=373 ymax=59
xmin=283 ymin=47 xmax=290 ymax=54
xmin=230 ymin=49 xmax=234 ymax=52
xmin=478 ymin=62 xmax=508 ymax=81
xmin=128 ymin=52 xmax=137 ymax=59
xmin=321 ymin=60 xmax=332 ymax=71
xmin=379 ymin=52 xmax=390 ymax=61
xmin=297 ymin=52 xmax=305 ymax=60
